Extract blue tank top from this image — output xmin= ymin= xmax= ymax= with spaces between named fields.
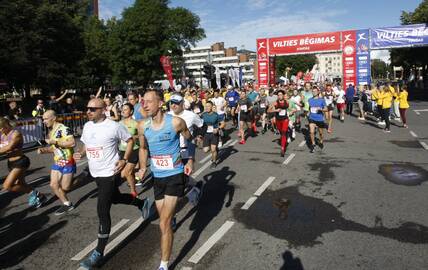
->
xmin=144 ymin=114 xmax=183 ymax=178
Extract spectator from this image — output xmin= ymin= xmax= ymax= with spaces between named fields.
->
xmin=32 ymin=99 xmax=46 ymax=118
xmin=345 ymin=84 xmax=355 ymax=115
xmin=127 ymin=92 xmax=146 ymax=121
xmin=48 ymin=90 xmax=68 ymax=112
xmin=7 ymin=101 xmax=22 ymax=120
xmin=62 ymin=97 xmax=80 ymax=114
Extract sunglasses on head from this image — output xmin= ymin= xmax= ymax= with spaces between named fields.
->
xmin=86 ymin=107 xmax=103 ymax=112
xmin=170 ymin=100 xmax=182 ymax=105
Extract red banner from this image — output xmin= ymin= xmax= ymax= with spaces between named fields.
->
xmin=269 ymin=56 xmax=276 ymax=86
xmin=257 ymin=38 xmax=269 ymax=88
xmin=268 ymin=31 xmax=341 ymax=55
xmin=160 ymin=56 xmax=174 ymax=89
xmin=341 ymin=30 xmax=357 ymax=87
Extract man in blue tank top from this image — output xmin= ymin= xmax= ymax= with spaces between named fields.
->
xmin=136 ymin=89 xmax=192 ymax=270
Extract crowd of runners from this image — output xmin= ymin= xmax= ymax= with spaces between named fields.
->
xmin=0 ymin=80 xmax=410 ymax=270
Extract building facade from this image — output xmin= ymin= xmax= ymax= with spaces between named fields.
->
xmin=182 ymin=42 xmax=256 ymax=86
xmin=315 ymin=52 xmax=343 ymax=79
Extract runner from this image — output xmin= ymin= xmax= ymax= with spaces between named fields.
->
xmin=323 ymin=84 xmax=336 ymax=133
xmin=0 ymin=117 xmax=47 ymax=207
xmin=289 ymin=89 xmax=303 ymax=131
xmin=224 ymin=85 xmax=240 ymax=128
xmin=302 ymin=82 xmax=314 ymax=123
xmin=211 ymin=89 xmax=227 ymax=147
xmin=119 ymin=103 xmax=140 ymax=196
xmin=308 ymin=87 xmax=328 ymax=153
xmin=237 ymin=90 xmax=253 ymax=144
xmin=136 ymin=90 xmax=193 ymax=270
xmin=259 ymin=89 xmax=269 ymax=134
xmin=201 ymin=101 xmax=220 ymax=168
xmin=76 ymin=98 xmax=150 ymax=269
xmin=266 ymin=88 xmax=278 ymax=133
xmin=268 ymin=90 xmax=289 ymax=157
xmin=247 ymin=86 xmax=260 ymax=133
xmin=37 ymin=110 xmax=77 ymax=215
xmin=334 ymin=85 xmax=346 ymax=122
xmin=168 ymin=93 xmax=204 ymax=205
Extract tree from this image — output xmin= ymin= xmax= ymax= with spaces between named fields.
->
xmin=275 ymin=54 xmax=317 ymax=78
xmin=108 ymin=0 xmax=205 ymax=86
xmin=390 ymin=0 xmax=428 ymax=82
xmin=371 ymin=59 xmax=390 ymax=79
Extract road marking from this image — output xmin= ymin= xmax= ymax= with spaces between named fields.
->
xmin=192 ymin=161 xmax=212 ymax=178
xmin=420 ymin=141 xmax=428 ymax=150
xmin=103 ymin=217 xmax=144 ymax=254
xmin=181 ymin=267 xmax=192 ymax=270
xmin=188 ymin=221 xmax=235 ymax=264
xmin=229 ymin=139 xmax=238 ymax=146
xmin=76 ymin=160 xmax=88 ymax=167
xmin=241 ymin=196 xmax=257 ymax=210
xmin=254 ymin=176 xmax=276 ymax=196
xmin=71 ymin=219 xmax=130 ymax=261
xmin=199 ymin=140 xmax=234 ymax=164
xmin=414 ymin=110 xmax=421 ymax=115
xmin=410 ymin=131 xmax=418 ymax=138
xmin=283 ymin=153 xmax=296 ymax=165
xmin=298 ymin=140 xmax=306 ymax=147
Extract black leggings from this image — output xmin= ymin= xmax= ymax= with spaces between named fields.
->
xmin=346 ymin=100 xmax=353 ymax=115
xmin=382 ymin=108 xmax=391 ymax=130
xmin=95 ymin=175 xmax=143 ymax=254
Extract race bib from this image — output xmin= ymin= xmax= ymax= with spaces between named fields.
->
xmin=152 ymin=155 xmax=174 ymax=170
xmin=194 ymin=107 xmax=201 ymax=114
xmin=241 ymin=105 xmax=247 ymax=112
xmin=310 ymin=107 xmax=320 ymax=114
xmin=279 ymin=110 xmax=286 ymax=116
xmin=228 ymin=97 xmax=234 ymax=102
xmin=260 ymin=103 xmax=266 ymax=108
xmin=87 ymin=147 xmax=104 ymax=161
xmin=207 ymin=125 xmax=214 ymax=133
xmin=0 ymin=142 xmax=8 ymax=148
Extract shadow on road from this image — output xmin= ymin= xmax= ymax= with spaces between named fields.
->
xmin=280 ymin=251 xmax=305 ymax=270
xmin=170 ymin=166 xmax=236 ymax=269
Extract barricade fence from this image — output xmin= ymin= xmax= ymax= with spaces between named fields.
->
xmin=11 ymin=113 xmax=88 ymax=149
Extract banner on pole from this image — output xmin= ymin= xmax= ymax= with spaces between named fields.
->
xmin=356 ymin=29 xmax=371 ymax=86
xmin=160 ymin=56 xmax=174 ymax=89
xmin=257 ymin=38 xmax=269 ymax=88
xmin=370 ymin=24 xmax=428 ymax=49
xmin=342 ymin=30 xmax=357 ymax=87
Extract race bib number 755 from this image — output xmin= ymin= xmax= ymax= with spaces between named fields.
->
xmin=87 ymin=147 xmax=104 ymax=161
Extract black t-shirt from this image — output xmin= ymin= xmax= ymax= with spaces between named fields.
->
xmin=238 ymin=98 xmax=252 ymax=114
xmin=62 ymin=103 xmax=75 ymax=114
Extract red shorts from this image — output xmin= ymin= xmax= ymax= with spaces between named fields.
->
xmin=337 ymin=103 xmax=345 ymax=110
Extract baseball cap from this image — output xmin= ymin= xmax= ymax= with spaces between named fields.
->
xmin=170 ymin=94 xmax=183 ymax=104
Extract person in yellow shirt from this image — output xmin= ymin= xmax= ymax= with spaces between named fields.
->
xmin=371 ymin=85 xmax=384 ymax=124
xmin=397 ymin=85 xmax=410 ymax=128
xmin=380 ymin=86 xmax=393 ymax=132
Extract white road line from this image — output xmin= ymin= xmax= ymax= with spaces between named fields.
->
xmin=103 ymin=217 xmax=144 ymax=254
xmin=254 ymin=176 xmax=276 ymax=196
xmin=181 ymin=267 xmax=193 ymax=270
xmin=188 ymin=221 xmax=235 ymax=264
xmin=298 ymin=140 xmax=306 ymax=147
xmin=241 ymin=196 xmax=257 ymax=210
xmin=229 ymin=139 xmax=238 ymax=146
xmin=414 ymin=110 xmax=421 ymax=115
xmin=76 ymin=160 xmax=88 ymax=167
xmin=71 ymin=219 xmax=130 ymax=261
xmin=199 ymin=140 xmax=234 ymax=164
xmin=192 ymin=161 xmax=212 ymax=178
xmin=283 ymin=153 xmax=296 ymax=165
xmin=420 ymin=141 xmax=428 ymax=150
xmin=410 ymin=131 xmax=418 ymax=138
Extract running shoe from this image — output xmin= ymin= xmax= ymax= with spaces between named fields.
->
xmin=140 ymin=198 xmax=151 ymax=220
xmin=327 ymin=128 xmax=333 ymax=134
xmin=281 ymin=149 xmax=285 ymax=157
xmin=310 ymin=144 xmax=315 ymax=153
xmin=28 ymin=191 xmax=38 ymax=207
xmin=210 ymin=161 xmax=217 ymax=169
xmin=239 ymin=139 xmax=246 ymax=145
xmin=171 ymin=216 xmax=177 ymax=231
xmin=80 ymin=250 xmax=103 ymax=269
xmin=318 ymin=142 xmax=324 ymax=149
xmin=34 ymin=193 xmax=47 ymax=208
xmin=383 ymin=128 xmax=391 ymax=133
xmin=218 ymin=141 xmax=223 ymax=148
xmin=54 ymin=204 xmax=74 ymax=216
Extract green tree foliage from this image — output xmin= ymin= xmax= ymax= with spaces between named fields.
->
xmin=371 ymin=59 xmax=390 ymax=79
xmin=390 ymin=0 xmax=428 ymax=79
xmin=108 ymin=0 xmax=205 ymax=86
xmin=275 ymin=54 xmax=317 ymax=78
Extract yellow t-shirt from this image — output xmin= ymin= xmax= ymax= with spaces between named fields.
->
xmin=372 ymin=89 xmax=381 ymax=105
xmin=398 ymin=91 xmax=409 ymax=109
xmin=381 ymin=91 xmax=393 ymax=109
xmin=49 ymin=123 xmax=74 ymax=165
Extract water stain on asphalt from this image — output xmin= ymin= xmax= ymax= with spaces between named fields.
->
xmin=389 ymin=140 xmax=422 ymax=149
xmin=233 ymin=186 xmax=428 ymax=247
xmin=378 ymin=164 xmax=428 ymax=186
xmin=308 ymin=162 xmax=342 ymax=182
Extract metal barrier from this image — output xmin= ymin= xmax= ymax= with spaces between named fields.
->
xmin=12 ymin=113 xmax=88 ymax=149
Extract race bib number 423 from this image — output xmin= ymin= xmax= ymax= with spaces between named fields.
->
xmin=152 ymin=155 xmax=174 ymax=170
xmin=87 ymin=147 xmax=104 ymax=161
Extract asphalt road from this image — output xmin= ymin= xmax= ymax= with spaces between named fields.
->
xmin=1 ymin=102 xmax=428 ymax=270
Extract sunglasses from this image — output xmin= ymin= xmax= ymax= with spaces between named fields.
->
xmin=86 ymin=107 xmax=103 ymax=112
xmin=170 ymin=100 xmax=182 ymax=105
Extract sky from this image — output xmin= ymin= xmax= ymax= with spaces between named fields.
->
xmin=99 ymin=0 xmax=423 ymax=62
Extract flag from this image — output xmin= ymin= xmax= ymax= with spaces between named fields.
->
xmin=160 ymin=56 xmax=174 ymax=89
xmin=215 ymin=66 xmax=221 ymax=89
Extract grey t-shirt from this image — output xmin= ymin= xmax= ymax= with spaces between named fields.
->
xmin=266 ymin=95 xmax=278 ymax=105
